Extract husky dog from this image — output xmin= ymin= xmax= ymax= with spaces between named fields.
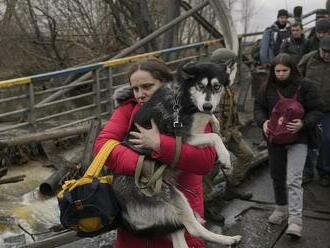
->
xmin=112 ymin=62 xmax=242 ymax=247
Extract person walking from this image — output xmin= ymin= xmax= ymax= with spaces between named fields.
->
xmin=299 ymin=36 xmax=330 ymax=187
xmin=260 ymin=9 xmax=291 ymax=67
xmin=254 ymin=53 xmax=323 ymax=238
xmin=280 ymin=22 xmax=307 ymax=64
xmin=209 ymin=48 xmax=255 ymax=187
xmin=307 ymin=9 xmax=329 ymax=39
xmin=304 ymin=19 xmax=330 ymax=54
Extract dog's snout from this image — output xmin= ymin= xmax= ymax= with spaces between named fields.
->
xmin=202 ymin=103 xmax=213 ymax=112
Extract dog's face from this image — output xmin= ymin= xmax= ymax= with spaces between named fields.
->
xmin=178 ymin=62 xmax=229 ymax=113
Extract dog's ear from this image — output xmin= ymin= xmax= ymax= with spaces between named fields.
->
xmin=176 ymin=61 xmax=199 ymax=82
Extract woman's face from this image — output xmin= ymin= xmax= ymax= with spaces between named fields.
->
xmin=130 ymin=70 xmax=162 ymax=105
xmin=274 ymin=64 xmax=291 ymax=81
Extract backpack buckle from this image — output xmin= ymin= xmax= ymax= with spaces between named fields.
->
xmin=74 ymin=200 xmax=84 ymax=211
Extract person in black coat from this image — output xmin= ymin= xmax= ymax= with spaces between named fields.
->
xmin=280 ymin=22 xmax=308 ymax=64
xmin=254 ymin=53 xmax=323 ymax=238
xmin=307 ymin=9 xmax=329 ymax=39
xmin=304 ymin=19 xmax=330 ymax=54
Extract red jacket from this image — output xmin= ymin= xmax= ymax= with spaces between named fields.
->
xmin=94 ymin=99 xmax=216 ymax=248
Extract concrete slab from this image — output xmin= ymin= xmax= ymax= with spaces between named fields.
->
xmin=222 ymin=208 xmax=286 ymax=248
xmin=236 ymin=164 xmax=275 ymax=204
xmin=220 ymin=199 xmax=255 ymax=226
xmin=223 ymin=162 xmax=330 ymax=248
xmin=303 ymin=180 xmax=330 ymax=213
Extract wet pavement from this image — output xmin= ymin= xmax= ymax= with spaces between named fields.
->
xmin=219 ymin=162 xmax=330 ymax=248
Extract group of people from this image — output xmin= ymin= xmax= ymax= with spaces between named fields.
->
xmin=255 ymin=7 xmax=330 ymax=239
xmin=91 ymin=7 xmax=330 ymax=248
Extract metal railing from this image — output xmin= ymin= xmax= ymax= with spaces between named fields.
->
xmin=0 ymin=39 xmax=223 ymax=134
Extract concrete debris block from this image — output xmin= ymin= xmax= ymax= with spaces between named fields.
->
xmin=4 ymin=234 xmax=26 ymax=247
xmin=0 ymin=216 xmax=16 ymax=225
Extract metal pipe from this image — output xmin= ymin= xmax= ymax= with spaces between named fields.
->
xmin=39 ymin=166 xmax=70 ymax=196
xmin=0 ymin=122 xmax=30 ymax=133
xmin=94 ymin=69 xmax=102 ymax=122
xmin=34 ymin=80 xmax=93 ymax=96
xmin=0 ymin=108 xmax=29 ymax=118
xmin=0 ymin=94 xmax=27 ymax=104
xmin=28 ymin=83 xmax=36 ymax=127
xmin=35 ymin=104 xmax=95 ymax=122
xmin=107 ymin=68 xmax=114 ymax=114
xmin=35 ymin=92 xmax=95 ymax=109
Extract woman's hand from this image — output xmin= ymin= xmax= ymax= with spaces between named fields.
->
xmin=263 ymin=120 xmax=270 ymax=136
xmin=129 ymin=119 xmax=161 ymax=152
xmin=286 ymin=119 xmax=303 ymax=133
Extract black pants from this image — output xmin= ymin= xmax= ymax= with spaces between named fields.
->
xmin=268 ymin=142 xmax=288 ymax=205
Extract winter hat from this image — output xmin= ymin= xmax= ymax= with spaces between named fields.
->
xmin=320 ymin=36 xmax=330 ymax=51
xmin=277 ymin=9 xmax=289 ymax=18
xmin=316 ymin=9 xmax=329 ymax=19
xmin=315 ymin=19 xmax=330 ymax=33
xmin=210 ymin=48 xmax=237 ymax=65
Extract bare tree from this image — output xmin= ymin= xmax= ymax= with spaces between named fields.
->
xmin=0 ymin=0 xmax=242 ymax=79
xmin=240 ymin=0 xmax=256 ymax=35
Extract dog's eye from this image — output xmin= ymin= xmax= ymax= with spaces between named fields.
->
xmin=197 ymin=83 xmax=205 ymax=89
xmin=214 ymin=85 xmax=222 ymax=91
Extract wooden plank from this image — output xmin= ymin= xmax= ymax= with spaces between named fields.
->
xmin=0 ymin=175 xmax=25 ymax=185
xmin=22 ymin=231 xmax=81 ymax=248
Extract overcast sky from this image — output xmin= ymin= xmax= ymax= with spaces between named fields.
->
xmin=232 ymin=0 xmax=327 ymax=33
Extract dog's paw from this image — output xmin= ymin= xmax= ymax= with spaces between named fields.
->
xmin=222 ymin=165 xmax=233 ymax=176
xmin=218 ymin=150 xmax=231 ymax=171
xmin=225 ymin=235 xmax=242 ymax=246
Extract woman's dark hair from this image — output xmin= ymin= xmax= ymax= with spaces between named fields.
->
xmin=260 ymin=53 xmax=301 ymax=93
xmin=127 ymin=58 xmax=173 ymax=83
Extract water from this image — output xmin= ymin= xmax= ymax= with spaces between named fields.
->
xmin=0 ymin=160 xmax=61 ymax=247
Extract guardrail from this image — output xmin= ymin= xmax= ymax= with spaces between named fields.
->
xmin=0 ymin=39 xmax=223 ymax=133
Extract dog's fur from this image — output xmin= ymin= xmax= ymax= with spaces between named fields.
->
xmin=112 ymin=62 xmax=241 ymax=247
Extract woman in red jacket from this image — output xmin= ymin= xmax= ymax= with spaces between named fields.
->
xmin=94 ymin=59 xmax=216 ymax=248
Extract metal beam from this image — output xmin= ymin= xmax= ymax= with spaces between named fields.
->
xmin=180 ymin=1 xmax=223 ymax=39
xmin=208 ymin=0 xmax=239 ymax=53
xmin=112 ymin=0 xmax=209 ymax=59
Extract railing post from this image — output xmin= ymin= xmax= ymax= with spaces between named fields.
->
xmin=27 ymin=83 xmax=36 ymax=127
xmin=195 ymin=46 xmax=202 ymax=61
xmin=107 ymin=68 xmax=114 ymax=115
xmin=93 ymin=69 xmax=102 ymax=122
xmin=203 ymin=43 xmax=209 ymax=59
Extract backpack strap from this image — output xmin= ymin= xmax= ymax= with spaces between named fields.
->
xmin=276 ymin=89 xmax=285 ymax=99
xmin=83 ymin=139 xmax=120 ymax=178
xmin=276 ymin=85 xmax=301 ymax=100
xmin=292 ymin=85 xmax=301 ymax=99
